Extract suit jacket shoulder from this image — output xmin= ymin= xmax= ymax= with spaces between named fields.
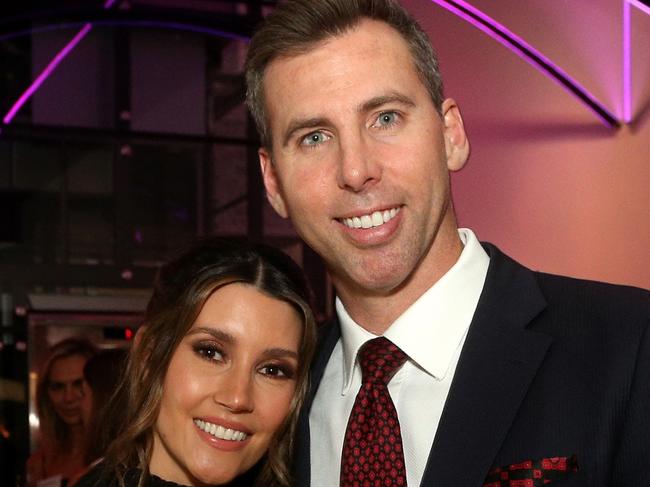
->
xmin=444 ymin=242 xmax=650 ymax=487
xmin=296 ymin=242 xmax=650 ymax=487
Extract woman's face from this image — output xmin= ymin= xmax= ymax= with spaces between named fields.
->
xmin=151 ymin=283 xmax=303 ymax=486
xmin=47 ymin=354 xmax=89 ymax=426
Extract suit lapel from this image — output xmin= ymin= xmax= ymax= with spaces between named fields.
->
xmin=421 ymin=244 xmax=553 ymax=486
xmin=292 ymin=319 xmax=341 ymax=487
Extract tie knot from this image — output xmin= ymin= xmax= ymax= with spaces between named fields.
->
xmin=358 ymin=337 xmax=407 ymax=385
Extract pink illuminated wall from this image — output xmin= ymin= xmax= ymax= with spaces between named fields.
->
xmin=404 ymin=0 xmax=650 ymax=290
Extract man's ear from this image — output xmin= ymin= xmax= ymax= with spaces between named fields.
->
xmin=441 ymin=98 xmax=470 ymax=172
xmin=259 ymin=148 xmax=289 ymax=218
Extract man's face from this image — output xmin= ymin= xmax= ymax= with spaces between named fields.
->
xmin=259 ymin=19 xmax=469 ymax=300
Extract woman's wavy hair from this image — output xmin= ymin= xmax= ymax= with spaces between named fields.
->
xmin=102 ymin=238 xmax=317 ymax=487
xmin=35 ymin=337 xmax=97 ymax=450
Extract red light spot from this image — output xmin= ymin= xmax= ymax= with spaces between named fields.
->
xmin=125 ymin=328 xmax=133 ymax=340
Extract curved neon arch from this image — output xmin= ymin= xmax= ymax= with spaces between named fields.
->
xmin=1 ymin=4 xmax=250 ymax=128
xmin=429 ymin=0 xmax=620 ymax=128
xmin=3 ymin=0 xmax=649 ymax=129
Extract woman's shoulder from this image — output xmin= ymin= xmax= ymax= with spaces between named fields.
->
xmin=72 ymin=463 xmax=190 ymax=487
xmin=26 ymin=449 xmax=45 ymax=469
xmin=25 ymin=449 xmax=46 ymax=485
xmin=72 ymin=462 xmax=128 ymax=487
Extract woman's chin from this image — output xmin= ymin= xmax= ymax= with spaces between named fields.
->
xmin=186 ymin=461 xmax=242 ymax=487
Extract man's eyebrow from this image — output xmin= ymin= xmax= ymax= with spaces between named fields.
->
xmin=359 ymin=93 xmax=416 ymax=113
xmin=282 ymin=116 xmax=332 ymax=148
xmin=280 ymin=93 xmax=415 ymax=148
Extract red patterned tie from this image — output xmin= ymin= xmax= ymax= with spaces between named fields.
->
xmin=340 ymin=337 xmax=408 ymax=487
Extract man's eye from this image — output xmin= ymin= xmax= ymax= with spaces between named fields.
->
xmin=301 ymin=131 xmax=330 ymax=146
xmin=373 ymin=111 xmax=399 ymax=128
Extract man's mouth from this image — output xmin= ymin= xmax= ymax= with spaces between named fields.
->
xmin=194 ymin=419 xmax=248 ymax=441
xmin=339 ymin=207 xmax=400 ymax=229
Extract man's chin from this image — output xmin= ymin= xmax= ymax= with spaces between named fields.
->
xmin=337 ymin=268 xmax=409 ymax=297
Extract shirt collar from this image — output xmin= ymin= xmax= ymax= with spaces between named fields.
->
xmin=337 ymin=228 xmax=490 ymax=394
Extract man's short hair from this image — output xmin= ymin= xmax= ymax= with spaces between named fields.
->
xmin=245 ymin=0 xmax=444 ymax=149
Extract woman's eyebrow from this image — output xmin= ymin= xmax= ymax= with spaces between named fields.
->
xmin=187 ymin=326 xmax=236 ymax=344
xmin=188 ymin=327 xmax=299 ymax=359
xmin=263 ymin=348 xmax=299 ymax=360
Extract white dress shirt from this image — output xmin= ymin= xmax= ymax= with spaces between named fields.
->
xmin=309 ymin=228 xmax=490 ymax=487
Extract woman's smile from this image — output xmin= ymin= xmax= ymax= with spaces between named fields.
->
xmin=150 ymin=283 xmax=302 ymax=486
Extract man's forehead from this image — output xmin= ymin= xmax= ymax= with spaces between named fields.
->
xmin=263 ymin=20 xmax=414 ymax=89
xmin=265 ymin=25 xmax=418 ymax=103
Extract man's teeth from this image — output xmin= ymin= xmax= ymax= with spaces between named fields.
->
xmin=194 ymin=419 xmax=248 ymax=441
xmin=342 ymin=208 xmax=399 ymax=229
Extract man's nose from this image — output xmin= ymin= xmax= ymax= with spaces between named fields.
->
xmin=212 ymin=367 xmax=254 ymax=414
xmin=336 ymin=134 xmax=381 ymax=192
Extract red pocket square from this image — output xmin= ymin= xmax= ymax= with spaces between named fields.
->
xmin=483 ymin=454 xmax=578 ymax=486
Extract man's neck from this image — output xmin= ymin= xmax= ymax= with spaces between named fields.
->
xmin=335 ymin=230 xmax=464 ymax=334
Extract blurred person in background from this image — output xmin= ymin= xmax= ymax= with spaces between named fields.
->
xmin=68 ymin=348 xmax=129 ymax=486
xmin=81 ymin=348 xmax=129 ymax=467
xmin=26 ymin=337 xmax=97 ymax=487
xmin=83 ymin=348 xmax=128 ymax=465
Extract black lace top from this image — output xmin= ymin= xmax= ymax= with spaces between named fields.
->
xmin=73 ymin=463 xmax=260 ymax=487
xmin=74 ymin=467 xmax=185 ymax=487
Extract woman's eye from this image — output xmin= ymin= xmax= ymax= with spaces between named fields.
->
xmin=259 ymin=364 xmax=294 ymax=379
xmin=373 ymin=111 xmax=399 ymax=128
xmin=194 ymin=344 xmax=224 ymax=362
xmin=301 ymin=131 xmax=330 ymax=147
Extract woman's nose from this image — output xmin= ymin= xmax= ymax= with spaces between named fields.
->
xmin=212 ymin=367 xmax=254 ymax=413
xmin=64 ymin=385 xmax=80 ymax=402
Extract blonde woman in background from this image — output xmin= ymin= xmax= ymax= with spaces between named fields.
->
xmin=27 ymin=337 xmax=96 ymax=486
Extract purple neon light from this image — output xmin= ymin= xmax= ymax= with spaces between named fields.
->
xmin=429 ymin=0 xmax=619 ymax=127
xmin=2 ymin=0 xmax=116 ymax=125
xmin=624 ymin=1 xmax=632 ymax=123
xmin=629 ymin=0 xmax=650 ymax=16
xmin=92 ymin=20 xmax=250 ymax=42
xmin=4 ymin=1 xmax=648 ymax=129
xmin=0 ymin=21 xmax=250 ymax=45
xmin=0 ymin=18 xmax=253 ymax=132
xmin=2 ymin=24 xmax=91 ymax=124
xmin=624 ymin=0 xmax=650 ymax=123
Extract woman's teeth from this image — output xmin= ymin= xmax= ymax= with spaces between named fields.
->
xmin=194 ymin=419 xmax=248 ymax=441
xmin=341 ymin=207 xmax=399 ymax=229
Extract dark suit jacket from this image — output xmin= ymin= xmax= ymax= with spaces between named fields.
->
xmin=293 ymin=243 xmax=650 ymax=486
